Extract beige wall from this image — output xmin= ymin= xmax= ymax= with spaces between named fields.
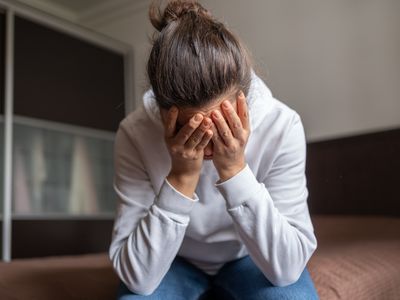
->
xmin=81 ymin=0 xmax=400 ymax=142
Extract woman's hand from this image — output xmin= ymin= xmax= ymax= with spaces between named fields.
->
xmin=163 ymin=106 xmax=213 ymax=197
xmin=211 ymin=91 xmax=250 ymax=182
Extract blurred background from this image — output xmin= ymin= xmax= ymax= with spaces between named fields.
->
xmin=0 ymin=0 xmax=399 ymax=261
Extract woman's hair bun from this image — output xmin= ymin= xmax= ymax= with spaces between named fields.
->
xmin=149 ymin=0 xmax=212 ymax=32
xmin=147 ymin=0 xmax=253 ymax=109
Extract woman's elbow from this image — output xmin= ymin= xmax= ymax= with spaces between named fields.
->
xmin=110 ymin=249 xmax=161 ymax=296
xmin=268 ymin=270 xmax=303 ymax=287
xmin=266 ymin=254 xmax=314 ymax=287
xmin=113 ymin=265 xmax=161 ymax=296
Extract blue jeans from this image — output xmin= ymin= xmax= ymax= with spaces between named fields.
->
xmin=117 ymin=255 xmax=319 ymax=300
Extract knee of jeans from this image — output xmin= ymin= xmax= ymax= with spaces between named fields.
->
xmin=243 ymin=285 xmax=318 ymax=300
xmin=214 ymin=269 xmax=318 ymax=300
xmin=255 ymin=276 xmax=319 ymax=300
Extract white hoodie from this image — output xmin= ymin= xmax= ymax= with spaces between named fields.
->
xmin=109 ymin=72 xmax=317 ymax=295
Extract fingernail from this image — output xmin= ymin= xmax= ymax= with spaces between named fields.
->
xmin=195 ymin=114 xmax=202 ymax=121
xmin=223 ymin=101 xmax=230 ymax=108
xmin=239 ymin=91 xmax=244 ymax=98
xmin=212 ymin=111 xmax=219 ymax=119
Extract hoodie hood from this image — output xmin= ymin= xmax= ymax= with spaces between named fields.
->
xmin=143 ymin=71 xmax=274 ymax=131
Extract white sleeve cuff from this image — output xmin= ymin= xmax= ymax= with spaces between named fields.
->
xmin=155 ymin=179 xmax=199 ymax=216
xmin=215 ymin=164 xmax=262 ymax=209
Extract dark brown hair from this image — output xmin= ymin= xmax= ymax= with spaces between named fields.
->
xmin=147 ymin=0 xmax=253 ymax=109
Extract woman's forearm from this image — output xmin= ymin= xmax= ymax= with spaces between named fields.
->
xmin=109 ymin=179 xmax=197 ymax=295
xmin=216 ymin=165 xmax=317 ymax=286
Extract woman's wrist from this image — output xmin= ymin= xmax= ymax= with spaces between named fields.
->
xmin=217 ymin=162 xmax=246 ymax=182
xmin=167 ymin=171 xmax=200 ymax=198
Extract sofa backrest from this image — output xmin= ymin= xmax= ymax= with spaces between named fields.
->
xmin=306 ymin=128 xmax=400 ymax=216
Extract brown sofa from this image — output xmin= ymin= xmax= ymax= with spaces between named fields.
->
xmin=1 ymin=215 xmax=399 ymax=300
xmin=309 ymin=215 xmax=400 ymax=299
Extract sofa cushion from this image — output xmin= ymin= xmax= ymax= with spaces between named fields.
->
xmin=0 ymin=253 xmax=118 ymax=300
xmin=308 ymin=215 xmax=400 ymax=299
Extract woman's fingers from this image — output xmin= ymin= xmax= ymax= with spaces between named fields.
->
xmin=221 ymin=99 xmax=243 ymax=138
xmin=164 ymin=106 xmax=178 ymax=138
xmin=195 ymin=129 xmax=213 ymax=151
xmin=185 ymin=117 xmax=211 ymax=149
xmin=175 ymin=113 xmax=203 ymax=145
xmin=210 ymin=122 xmax=224 ymax=150
xmin=237 ymin=91 xmax=250 ymax=131
xmin=211 ymin=110 xmax=233 ymax=146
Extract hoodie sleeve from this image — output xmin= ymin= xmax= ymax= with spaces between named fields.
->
xmin=215 ymin=112 xmax=317 ymax=287
xmin=109 ymin=123 xmax=197 ymax=295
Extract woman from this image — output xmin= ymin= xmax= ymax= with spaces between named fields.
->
xmin=110 ymin=0 xmax=319 ymax=299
